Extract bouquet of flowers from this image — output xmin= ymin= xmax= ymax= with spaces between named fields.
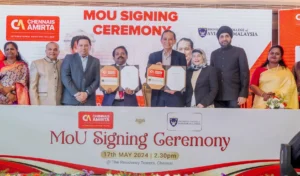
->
xmin=266 ymin=96 xmax=286 ymax=109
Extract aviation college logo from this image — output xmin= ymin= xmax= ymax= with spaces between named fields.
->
xmin=169 ymin=117 xmax=178 ymax=127
xmin=167 ymin=112 xmax=202 ymax=131
xmin=198 ymin=28 xmax=207 ymax=38
xmin=6 ymin=16 xmax=60 ymax=41
xmin=198 ymin=27 xmax=259 ymax=38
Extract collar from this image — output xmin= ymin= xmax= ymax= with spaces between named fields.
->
xmin=220 ymin=44 xmax=233 ymax=51
xmin=44 ymin=57 xmax=58 ymax=64
xmin=116 ymin=63 xmax=127 ymax=66
xmin=79 ymin=54 xmax=88 ymax=60
xmin=81 ymin=56 xmax=88 ymax=60
xmin=163 ymin=50 xmax=172 ymax=57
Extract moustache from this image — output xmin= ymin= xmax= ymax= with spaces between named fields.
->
xmin=117 ymin=56 xmax=125 ymax=60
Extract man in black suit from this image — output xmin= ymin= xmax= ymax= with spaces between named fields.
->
xmin=61 ymin=35 xmax=100 ymax=106
xmin=210 ymin=26 xmax=249 ymax=108
xmin=102 ymin=46 xmax=141 ymax=106
xmin=147 ymin=30 xmax=187 ymax=107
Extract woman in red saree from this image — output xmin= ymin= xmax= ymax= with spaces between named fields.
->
xmin=0 ymin=42 xmax=30 ymax=105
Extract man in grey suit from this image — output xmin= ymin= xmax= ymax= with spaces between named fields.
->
xmin=61 ymin=35 xmax=100 ymax=106
xmin=210 ymin=26 xmax=249 ymax=108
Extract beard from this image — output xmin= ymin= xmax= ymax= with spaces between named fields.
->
xmin=219 ymin=40 xmax=231 ymax=48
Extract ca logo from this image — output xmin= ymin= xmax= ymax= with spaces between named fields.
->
xmin=82 ymin=115 xmax=91 ymax=121
xmin=11 ymin=19 xmax=25 ymax=30
xmin=296 ymin=14 xmax=300 ymax=21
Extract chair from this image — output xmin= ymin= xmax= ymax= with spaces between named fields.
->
xmin=280 ymin=131 xmax=300 ymax=176
xmin=280 ymin=144 xmax=298 ymax=176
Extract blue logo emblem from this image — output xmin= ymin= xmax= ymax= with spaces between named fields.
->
xmin=198 ymin=28 xmax=207 ymax=38
xmin=170 ymin=118 xmax=178 ymax=127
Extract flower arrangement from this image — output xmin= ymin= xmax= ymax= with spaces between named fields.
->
xmin=266 ymin=96 xmax=286 ymax=109
xmin=0 ymin=170 xmax=275 ymax=176
xmin=0 ymin=170 xmax=224 ymax=176
xmin=0 ymin=169 xmax=94 ymax=176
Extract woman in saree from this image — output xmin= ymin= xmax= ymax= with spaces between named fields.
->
xmin=250 ymin=45 xmax=299 ymax=109
xmin=0 ymin=42 xmax=30 ymax=105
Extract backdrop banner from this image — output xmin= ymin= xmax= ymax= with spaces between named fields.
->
xmin=0 ymin=106 xmax=299 ymax=175
xmin=0 ymin=6 xmax=272 ymax=106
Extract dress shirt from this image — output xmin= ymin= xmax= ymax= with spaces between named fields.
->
xmin=162 ymin=50 xmax=172 ymax=66
xmin=80 ymin=55 xmax=88 ymax=71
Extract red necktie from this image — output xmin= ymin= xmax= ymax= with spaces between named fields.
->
xmin=119 ymin=91 xmax=124 ymax=99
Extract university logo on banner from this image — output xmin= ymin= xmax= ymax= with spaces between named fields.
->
xmin=6 ymin=16 xmax=60 ymax=41
xmin=198 ymin=28 xmax=207 ymax=38
xmin=167 ymin=112 xmax=202 ymax=131
xmin=169 ymin=117 xmax=178 ymax=127
xmin=78 ymin=111 xmax=114 ymax=129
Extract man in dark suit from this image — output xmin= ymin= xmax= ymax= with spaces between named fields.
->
xmin=210 ymin=26 xmax=249 ymax=108
xmin=61 ymin=35 xmax=100 ymax=106
xmin=147 ymin=30 xmax=187 ymax=107
xmin=102 ymin=46 xmax=141 ymax=106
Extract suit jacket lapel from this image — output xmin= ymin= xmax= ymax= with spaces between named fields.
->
xmin=76 ymin=53 xmax=84 ymax=73
xmin=157 ymin=50 xmax=163 ymax=63
xmin=84 ymin=55 xmax=93 ymax=74
xmin=196 ymin=67 xmax=205 ymax=85
xmin=187 ymin=70 xmax=193 ymax=84
xmin=171 ymin=50 xmax=177 ymax=65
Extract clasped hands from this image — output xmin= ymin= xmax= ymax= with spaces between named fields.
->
xmin=0 ymin=85 xmax=17 ymax=104
xmin=75 ymin=92 xmax=88 ymax=104
xmin=262 ymin=92 xmax=275 ymax=101
xmin=106 ymin=88 xmax=134 ymax=95
xmin=1 ymin=85 xmax=16 ymax=104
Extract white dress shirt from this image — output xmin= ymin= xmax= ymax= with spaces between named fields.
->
xmin=80 ymin=55 xmax=88 ymax=71
xmin=162 ymin=50 xmax=172 ymax=66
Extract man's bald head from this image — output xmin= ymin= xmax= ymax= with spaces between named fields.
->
xmin=45 ymin=42 xmax=60 ymax=60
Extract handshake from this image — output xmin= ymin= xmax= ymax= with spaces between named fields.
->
xmin=74 ymin=92 xmax=88 ymax=104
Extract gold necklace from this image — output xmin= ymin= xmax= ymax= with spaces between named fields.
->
xmin=5 ymin=60 xmax=16 ymax=65
xmin=267 ymin=64 xmax=279 ymax=71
